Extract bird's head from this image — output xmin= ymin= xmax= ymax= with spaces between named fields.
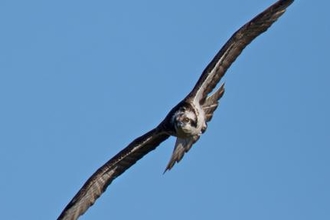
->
xmin=172 ymin=106 xmax=198 ymax=138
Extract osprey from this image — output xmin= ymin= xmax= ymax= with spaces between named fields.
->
xmin=58 ymin=0 xmax=294 ymax=219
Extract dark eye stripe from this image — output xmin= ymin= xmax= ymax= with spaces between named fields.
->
xmin=190 ymin=118 xmax=197 ymax=128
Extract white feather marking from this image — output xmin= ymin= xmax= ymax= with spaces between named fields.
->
xmin=193 ymin=44 xmax=234 ymax=104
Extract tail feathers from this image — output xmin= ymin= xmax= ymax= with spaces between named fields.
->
xmin=164 ymin=136 xmax=199 ymax=173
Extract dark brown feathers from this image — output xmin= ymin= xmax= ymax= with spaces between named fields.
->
xmin=187 ymin=0 xmax=294 ymax=105
xmin=58 ymin=128 xmax=169 ymax=220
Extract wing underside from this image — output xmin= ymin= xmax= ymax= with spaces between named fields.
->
xmin=187 ymin=0 xmax=294 ymax=105
xmin=166 ymin=0 xmax=294 ymax=173
xmin=58 ymin=128 xmax=169 ymax=220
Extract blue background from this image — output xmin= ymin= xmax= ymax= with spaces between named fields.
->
xmin=1 ymin=1 xmax=329 ymax=219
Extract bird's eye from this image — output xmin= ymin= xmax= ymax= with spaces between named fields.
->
xmin=183 ymin=117 xmax=190 ymax=123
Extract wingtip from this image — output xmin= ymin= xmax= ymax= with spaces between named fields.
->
xmin=274 ymin=0 xmax=295 ymax=13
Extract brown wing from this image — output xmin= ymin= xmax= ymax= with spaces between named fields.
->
xmin=186 ymin=0 xmax=294 ymax=105
xmin=161 ymin=0 xmax=295 ymax=173
xmin=57 ymin=128 xmax=169 ymax=220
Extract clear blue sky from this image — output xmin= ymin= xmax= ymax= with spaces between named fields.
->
xmin=1 ymin=1 xmax=329 ymax=219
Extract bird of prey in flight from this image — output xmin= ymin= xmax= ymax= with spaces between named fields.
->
xmin=58 ymin=0 xmax=294 ymax=219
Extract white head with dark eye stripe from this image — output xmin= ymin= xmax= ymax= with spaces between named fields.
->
xmin=171 ymin=106 xmax=200 ymax=138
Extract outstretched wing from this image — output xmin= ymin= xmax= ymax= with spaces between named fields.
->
xmin=164 ymin=0 xmax=294 ymax=172
xmin=186 ymin=0 xmax=294 ymax=105
xmin=58 ymin=128 xmax=170 ymax=220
